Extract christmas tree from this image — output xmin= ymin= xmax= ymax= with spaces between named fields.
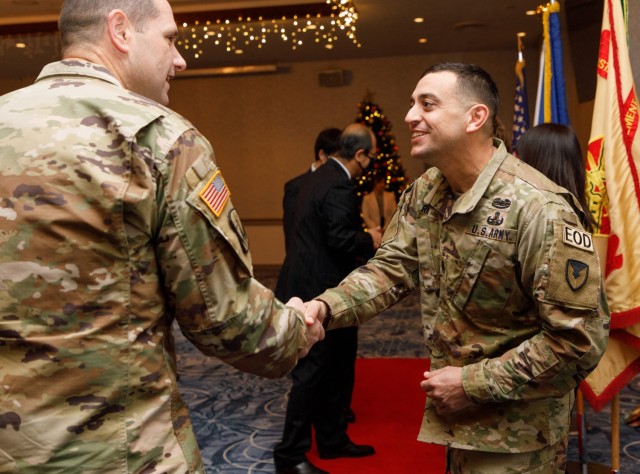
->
xmin=355 ymin=92 xmax=408 ymax=204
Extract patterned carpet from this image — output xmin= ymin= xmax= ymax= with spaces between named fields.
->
xmin=174 ymin=267 xmax=640 ymax=473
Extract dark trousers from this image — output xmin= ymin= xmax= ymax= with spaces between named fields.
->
xmin=273 ymin=326 xmax=358 ymax=468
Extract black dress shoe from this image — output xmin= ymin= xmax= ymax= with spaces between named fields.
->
xmin=275 ymin=460 xmax=329 ymax=474
xmin=318 ymin=441 xmax=375 ymax=459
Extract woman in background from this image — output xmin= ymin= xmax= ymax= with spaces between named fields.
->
xmin=515 ymin=123 xmax=596 ymax=231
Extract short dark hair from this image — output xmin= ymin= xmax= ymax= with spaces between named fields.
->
xmin=338 ymin=124 xmax=374 ymax=160
xmin=314 ymin=128 xmax=341 ymax=161
xmin=59 ymin=0 xmax=160 ymax=53
xmin=515 ymin=123 xmax=595 ymax=231
xmin=421 ymin=62 xmax=499 ymax=132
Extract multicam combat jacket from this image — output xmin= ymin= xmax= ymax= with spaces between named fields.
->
xmin=0 ymin=60 xmax=306 ymax=472
xmin=318 ymin=142 xmax=609 ymax=453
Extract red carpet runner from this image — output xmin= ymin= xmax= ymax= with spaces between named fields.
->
xmin=307 ymin=358 xmax=446 ymax=473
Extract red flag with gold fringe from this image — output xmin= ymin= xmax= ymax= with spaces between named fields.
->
xmin=582 ymin=0 xmax=640 ymax=412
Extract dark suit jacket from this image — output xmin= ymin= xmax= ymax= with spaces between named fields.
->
xmin=275 ymin=159 xmax=374 ymax=301
xmin=281 ymin=168 xmax=312 ymax=253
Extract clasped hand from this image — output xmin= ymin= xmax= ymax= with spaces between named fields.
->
xmin=285 ymin=297 xmax=327 ymax=358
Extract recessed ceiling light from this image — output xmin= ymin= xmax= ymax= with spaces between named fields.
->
xmin=325 ymin=44 xmax=334 ymax=49
xmin=525 ymin=10 xmax=537 ymax=16
xmin=517 ymin=32 xmax=526 ymax=37
xmin=418 ymin=38 xmax=428 ymax=44
xmin=234 ymin=49 xmax=244 ymax=54
xmin=414 ymin=17 xmax=425 ymax=23
xmin=15 ymin=42 xmax=26 ymax=49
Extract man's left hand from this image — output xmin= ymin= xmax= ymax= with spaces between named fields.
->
xmin=420 ymin=366 xmax=475 ymax=415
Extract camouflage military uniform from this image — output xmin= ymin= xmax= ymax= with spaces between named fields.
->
xmin=0 ymin=60 xmax=307 ymax=473
xmin=317 ymin=142 xmax=609 ymax=464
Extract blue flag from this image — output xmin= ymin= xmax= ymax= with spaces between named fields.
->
xmin=534 ymin=0 xmax=570 ymax=125
xmin=512 ymin=48 xmax=530 ymax=151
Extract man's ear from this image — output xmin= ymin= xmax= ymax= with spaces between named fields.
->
xmin=107 ymin=10 xmax=131 ymax=53
xmin=466 ymin=104 xmax=490 ymax=133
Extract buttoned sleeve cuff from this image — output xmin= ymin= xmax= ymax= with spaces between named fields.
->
xmin=316 ymin=286 xmax=364 ymax=330
xmin=315 ymin=292 xmax=342 ymax=329
xmin=462 ymin=361 xmax=497 ymax=404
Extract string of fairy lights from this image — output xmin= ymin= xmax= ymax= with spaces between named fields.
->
xmin=176 ymin=0 xmax=360 ymax=59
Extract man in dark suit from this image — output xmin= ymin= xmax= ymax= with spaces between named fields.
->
xmin=280 ymin=128 xmax=341 ymax=254
xmin=274 ymin=124 xmax=382 ymax=474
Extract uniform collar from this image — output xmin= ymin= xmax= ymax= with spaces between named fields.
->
xmin=452 ymin=139 xmax=509 ymax=216
xmin=36 ymin=59 xmax=123 ymax=89
xmin=422 ymin=139 xmax=509 ymax=220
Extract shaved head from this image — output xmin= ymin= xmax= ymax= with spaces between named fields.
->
xmin=59 ymin=0 xmax=160 ymax=53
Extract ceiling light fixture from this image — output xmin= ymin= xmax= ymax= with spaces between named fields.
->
xmin=175 ymin=64 xmax=279 ymax=78
xmin=418 ymin=38 xmax=428 ymax=44
xmin=176 ymin=0 xmax=361 ymax=59
xmin=414 ymin=17 xmax=425 ymax=23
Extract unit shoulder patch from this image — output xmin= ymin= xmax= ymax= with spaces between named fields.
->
xmin=566 ymin=259 xmax=589 ymax=291
xmin=229 ymin=208 xmax=249 ymax=253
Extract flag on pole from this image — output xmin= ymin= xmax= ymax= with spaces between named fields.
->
xmin=533 ymin=0 xmax=570 ymax=125
xmin=582 ymin=0 xmax=640 ymax=413
xmin=512 ymin=35 xmax=530 ymax=151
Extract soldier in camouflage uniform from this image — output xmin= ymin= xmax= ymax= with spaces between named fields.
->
xmin=0 ymin=0 xmax=323 ymax=472
xmin=305 ymin=63 xmax=609 ymax=473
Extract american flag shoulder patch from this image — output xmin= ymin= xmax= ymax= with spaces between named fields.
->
xmin=199 ymin=170 xmax=231 ymax=217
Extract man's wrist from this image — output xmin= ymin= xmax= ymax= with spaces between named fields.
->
xmin=314 ymin=298 xmax=332 ymax=328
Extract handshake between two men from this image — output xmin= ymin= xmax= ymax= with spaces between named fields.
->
xmin=286 ymin=296 xmax=475 ymax=418
xmin=284 ymin=298 xmax=329 ymax=358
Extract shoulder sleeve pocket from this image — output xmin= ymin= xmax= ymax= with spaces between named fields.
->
xmin=186 ymin=166 xmax=253 ymax=276
xmin=544 ymin=222 xmax=599 ymax=310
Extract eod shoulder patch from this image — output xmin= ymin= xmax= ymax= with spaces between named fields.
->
xmin=544 ymin=220 xmax=599 ymax=310
xmin=562 ymin=224 xmax=594 ymax=253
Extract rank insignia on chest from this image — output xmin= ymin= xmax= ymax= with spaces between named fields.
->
xmin=200 ymin=170 xmax=230 ymax=217
xmin=566 ymin=259 xmax=589 ymax=291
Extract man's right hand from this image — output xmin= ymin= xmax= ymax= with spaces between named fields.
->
xmin=288 ymin=297 xmax=325 ymax=358
xmin=304 ymin=299 xmax=329 ymax=328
